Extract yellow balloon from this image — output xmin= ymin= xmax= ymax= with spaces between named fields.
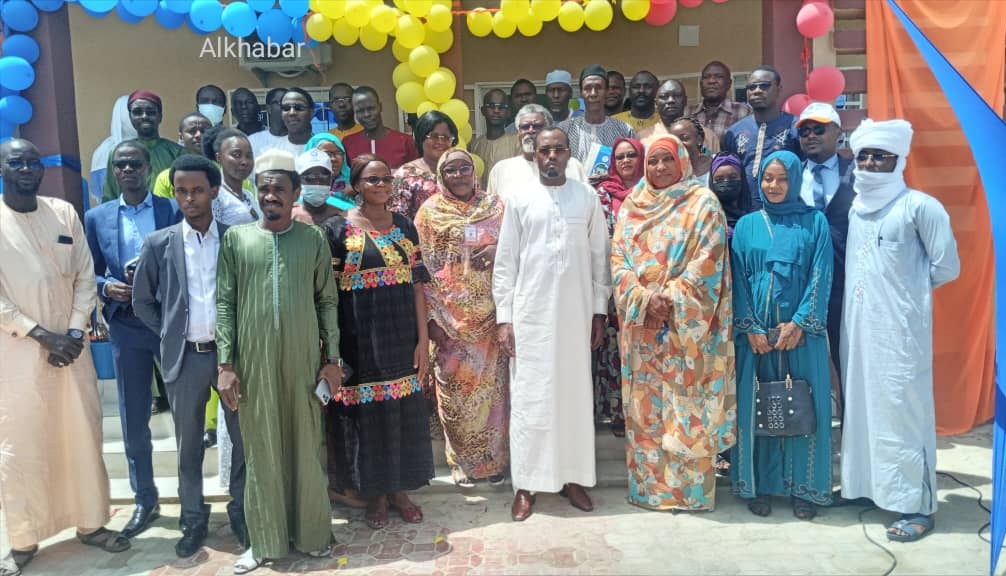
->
xmin=432 ymin=0 xmax=451 ymax=7
xmin=466 ymin=8 xmax=493 ymax=37
xmin=529 ymin=0 xmax=561 ymax=21
xmin=408 ymin=45 xmax=440 ymax=77
xmin=392 ymin=40 xmax=411 ymax=62
xmin=393 ymin=0 xmax=406 ymax=10
xmin=316 ymin=0 xmax=345 ymax=19
xmin=471 ymin=153 xmax=485 ymax=178
xmin=417 ymin=100 xmax=439 ymax=117
xmin=557 ymin=1 xmax=584 ymax=32
xmin=620 ymin=0 xmax=649 ymax=21
xmin=492 ymin=11 xmax=517 ymax=38
xmin=396 ymin=14 xmax=426 ymax=48
xmin=396 ymin=81 xmax=427 ymax=114
xmin=437 ymin=66 xmax=456 ymax=82
xmin=426 ymin=26 xmax=454 ymax=54
xmin=360 ymin=25 xmax=388 ymax=51
xmin=500 ymin=0 xmax=529 ymax=23
xmin=305 ymin=13 xmax=333 ymax=42
xmin=517 ymin=13 xmax=542 ymax=36
xmin=424 ymin=69 xmax=456 ymax=104
xmin=456 ymin=136 xmax=468 ymax=150
xmin=393 ymin=62 xmax=421 ymax=88
xmin=403 ymin=0 xmax=432 ymax=17
xmin=369 ymin=4 xmax=397 ymax=34
xmin=331 ymin=18 xmax=360 ymax=46
xmin=426 ymin=3 xmax=452 ymax=32
xmin=459 ymin=122 xmax=473 ymax=143
xmin=584 ymin=0 xmax=613 ymax=31
xmin=344 ymin=0 xmax=371 ymax=28
xmin=439 ymin=98 xmax=470 ymax=129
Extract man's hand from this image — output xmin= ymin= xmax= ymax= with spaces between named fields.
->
xmin=775 ymin=322 xmax=804 ymax=351
xmin=217 ymin=365 xmax=241 ymax=411
xmin=105 ymin=282 xmax=132 ymax=303
xmin=414 ymin=339 xmax=430 ymax=382
xmin=747 ymin=333 xmax=773 ymax=355
xmin=646 ymin=292 xmax=672 ymax=322
xmin=29 ymin=326 xmax=83 ymax=367
xmin=318 ymin=363 xmax=343 ymax=399
xmin=428 ymin=320 xmax=448 ymax=349
xmin=591 ymin=315 xmax=606 ymax=350
xmin=498 ymin=323 xmax=515 ymax=358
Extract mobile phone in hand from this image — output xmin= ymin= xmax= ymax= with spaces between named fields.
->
xmin=315 ymin=379 xmax=332 ymax=405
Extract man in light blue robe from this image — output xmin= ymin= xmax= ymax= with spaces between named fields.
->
xmin=840 ymin=119 xmax=960 ymax=543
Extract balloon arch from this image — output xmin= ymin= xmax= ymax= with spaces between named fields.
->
xmin=0 ymin=0 xmax=843 ymax=147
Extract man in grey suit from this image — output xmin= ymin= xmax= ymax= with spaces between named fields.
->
xmin=133 ymin=155 xmax=247 ymax=558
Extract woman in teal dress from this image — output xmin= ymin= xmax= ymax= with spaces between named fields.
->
xmin=730 ymin=150 xmax=834 ymax=520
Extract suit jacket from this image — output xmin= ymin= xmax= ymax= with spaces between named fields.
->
xmin=132 ymin=221 xmax=229 ymax=383
xmin=824 ymin=155 xmax=856 ymax=303
xmin=84 ymin=194 xmax=178 ymax=323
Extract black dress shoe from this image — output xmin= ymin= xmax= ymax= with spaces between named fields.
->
xmin=151 ymin=397 xmax=170 ymax=415
xmin=121 ymin=504 xmax=160 ymax=539
xmin=175 ymin=525 xmax=208 ymax=558
xmin=202 ymin=429 xmax=217 ymax=449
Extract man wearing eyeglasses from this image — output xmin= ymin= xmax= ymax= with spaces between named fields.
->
xmin=102 ymin=90 xmax=185 ymax=201
xmin=840 ymin=118 xmax=959 ymax=544
xmin=721 ymin=65 xmax=801 ymax=209
xmin=470 ymin=89 xmax=521 ymax=188
xmin=796 ymin=103 xmax=855 ymax=378
xmin=327 ymin=82 xmax=363 ymax=141
xmin=85 ymin=140 xmax=179 ymax=540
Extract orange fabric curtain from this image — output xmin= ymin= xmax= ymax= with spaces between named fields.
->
xmin=865 ymin=1 xmax=1002 ymax=434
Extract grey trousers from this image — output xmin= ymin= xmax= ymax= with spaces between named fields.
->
xmin=165 ymin=347 xmax=246 ymax=529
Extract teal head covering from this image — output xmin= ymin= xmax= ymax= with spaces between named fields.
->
xmin=305 ymin=133 xmax=351 ymax=185
xmin=756 ymin=150 xmax=811 ymax=216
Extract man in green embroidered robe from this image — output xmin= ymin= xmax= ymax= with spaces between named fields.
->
xmin=216 ymin=149 xmax=343 ymax=572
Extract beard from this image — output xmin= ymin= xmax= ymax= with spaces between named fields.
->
xmin=521 ymin=135 xmax=535 ymax=155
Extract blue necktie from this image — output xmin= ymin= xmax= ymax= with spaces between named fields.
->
xmin=812 ymin=164 xmax=827 ymax=210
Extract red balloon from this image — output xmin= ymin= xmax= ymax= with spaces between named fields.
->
xmin=806 ymin=66 xmax=846 ymax=101
xmin=646 ymin=0 xmax=677 ymax=26
xmin=712 ymin=0 xmax=729 ymax=3
xmin=796 ymin=1 xmax=834 ymax=38
xmin=782 ymin=93 xmax=813 ymax=116
xmin=680 ymin=0 xmax=703 ymax=7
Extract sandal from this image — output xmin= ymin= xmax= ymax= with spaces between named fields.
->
xmin=11 ymin=547 xmax=37 ymax=570
xmin=234 ymin=548 xmax=269 ymax=575
xmin=747 ymin=496 xmax=772 ymax=517
xmin=452 ymin=469 xmax=475 ymax=489
xmin=792 ymin=498 xmax=817 ymax=521
xmin=488 ymin=474 xmax=506 ymax=487
xmin=715 ymin=453 xmax=731 ymax=478
xmin=76 ymin=528 xmax=131 ymax=553
xmin=389 ymin=493 xmax=424 ymax=523
xmin=366 ymin=497 xmax=389 ymax=530
xmin=887 ymin=514 xmax=935 ymax=542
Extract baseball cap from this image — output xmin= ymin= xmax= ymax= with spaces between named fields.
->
xmin=797 ymin=102 xmax=842 ymax=128
xmin=295 ymin=148 xmax=333 ymax=175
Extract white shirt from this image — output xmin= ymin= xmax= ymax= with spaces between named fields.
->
xmin=800 ymin=154 xmax=840 ymax=209
xmin=213 ymin=182 xmax=259 ymax=226
xmin=486 ymin=155 xmax=588 ymax=203
xmin=182 ymin=219 xmax=219 ymax=342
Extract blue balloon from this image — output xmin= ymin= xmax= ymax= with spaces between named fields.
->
xmin=189 ymin=0 xmax=222 ymax=32
xmin=256 ymin=9 xmax=292 ymax=45
xmin=0 ymin=87 xmax=19 ymax=98
xmin=0 ymin=122 xmax=15 ymax=140
xmin=0 ymin=95 xmax=33 ymax=125
xmin=2 ymin=1 xmax=40 ymax=32
xmin=0 ymin=57 xmax=35 ymax=91
xmin=290 ymin=16 xmax=305 ymax=43
xmin=2 ymin=35 xmax=40 ymax=64
xmin=79 ymin=0 xmax=116 ymax=13
xmin=31 ymin=0 xmax=65 ymax=12
xmin=115 ymin=3 xmax=144 ymax=23
xmin=221 ymin=2 xmax=257 ymax=38
xmin=155 ymin=1 xmax=185 ymax=28
xmin=162 ymin=0 xmax=192 ymax=14
xmin=247 ymin=0 xmax=273 ymax=13
xmin=82 ymin=6 xmax=111 ymax=17
xmin=279 ymin=0 xmax=308 ymax=19
xmin=185 ymin=12 xmax=212 ymax=35
xmin=119 ymin=0 xmax=159 ymax=17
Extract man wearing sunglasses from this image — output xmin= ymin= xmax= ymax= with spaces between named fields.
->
xmin=840 ymin=118 xmax=959 ymax=544
xmin=85 ymin=140 xmax=179 ymax=540
xmin=796 ymin=103 xmax=855 ymax=378
xmin=103 ymin=90 xmax=185 ymax=201
xmin=721 ymin=65 xmax=801 ymax=209
xmin=470 ymin=89 xmax=520 ymax=188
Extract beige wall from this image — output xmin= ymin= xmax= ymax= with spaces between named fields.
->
xmin=70 ymin=1 xmax=760 ymax=164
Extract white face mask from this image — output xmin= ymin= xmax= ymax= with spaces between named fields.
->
xmin=198 ymin=103 xmax=225 ymax=125
xmin=301 ymin=184 xmax=331 ymax=207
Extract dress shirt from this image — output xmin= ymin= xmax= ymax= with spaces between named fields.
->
xmin=685 ymin=99 xmax=752 ymax=141
xmin=117 ymin=192 xmax=156 ymax=265
xmin=800 ymin=155 xmax=840 ymax=209
xmin=182 ymin=219 xmax=219 ymax=342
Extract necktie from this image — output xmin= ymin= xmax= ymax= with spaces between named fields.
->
xmin=812 ymin=164 xmax=826 ymax=210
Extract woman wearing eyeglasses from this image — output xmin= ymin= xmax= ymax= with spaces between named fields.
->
xmin=414 ymin=148 xmax=508 ymax=488
xmin=323 ymin=155 xmax=435 ymax=530
xmin=612 ymin=135 xmax=736 ymax=512
xmin=390 ymin=111 xmax=459 ymax=219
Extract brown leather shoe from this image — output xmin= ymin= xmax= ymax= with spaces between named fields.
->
xmin=511 ymin=490 xmax=535 ymax=522
xmin=561 ymin=483 xmax=594 ymax=512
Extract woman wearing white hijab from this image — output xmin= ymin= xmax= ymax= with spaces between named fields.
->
xmin=89 ymin=95 xmax=136 ymax=204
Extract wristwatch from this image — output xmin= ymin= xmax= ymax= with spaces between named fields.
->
xmin=326 ymin=357 xmax=343 ymax=367
xmin=67 ymin=329 xmax=85 ymax=341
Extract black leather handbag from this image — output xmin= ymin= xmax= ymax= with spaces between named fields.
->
xmin=754 ymin=352 xmax=817 ymax=437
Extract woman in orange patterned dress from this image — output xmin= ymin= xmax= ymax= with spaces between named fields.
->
xmin=612 ymin=135 xmax=737 ymax=511
xmin=415 ymin=149 xmax=509 ymax=488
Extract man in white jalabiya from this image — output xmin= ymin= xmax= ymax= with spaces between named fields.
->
xmin=840 ymin=118 xmax=960 ymax=543
xmin=492 ymin=126 xmax=611 ymax=522
xmin=486 ymin=104 xmax=587 ymax=202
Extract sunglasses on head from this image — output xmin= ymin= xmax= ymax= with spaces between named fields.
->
xmin=798 ymin=124 xmax=829 ymax=137
xmin=113 ymin=159 xmax=145 ymax=170
xmin=361 ymin=175 xmax=394 ymax=185
xmin=746 ymin=81 xmax=774 ymax=92
xmin=856 ymin=152 xmax=898 ymax=163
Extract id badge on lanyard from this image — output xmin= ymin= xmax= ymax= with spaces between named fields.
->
xmin=462 ymin=224 xmax=478 ymax=275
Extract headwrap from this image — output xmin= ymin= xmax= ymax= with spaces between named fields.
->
xmin=90 ymin=94 xmax=137 ymax=173
xmin=644 ymin=136 xmax=686 ymax=190
xmin=426 ymin=148 xmax=499 ymax=238
xmin=579 ymin=64 xmax=607 ymax=86
xmin=849 ymin=118 xmax=912 ymax=214
xmin=708 ymin=152 xmax=752 ymax=228
xmin=623 ymin=135 xmax=701 ymax=221
xmin=435 ymin=148 xmax=479 ymax=194
xmin=128 ymin=89 xmax=162 ymax=112
xmin=595 ymin=137 xmax=644 ymax=218
xmin=756 ymin=150 xmax=812 ymax=216
xmin=305 ymin=132 xmax=351 ymax=186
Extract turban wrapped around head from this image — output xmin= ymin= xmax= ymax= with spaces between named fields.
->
xmin=849 ymin=118 xmax=914 ymax=157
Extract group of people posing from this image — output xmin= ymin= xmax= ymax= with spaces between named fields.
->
xmin=0 ymin=59 xmax=960 ymax=576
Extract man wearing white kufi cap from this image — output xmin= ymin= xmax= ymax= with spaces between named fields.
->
xmin=840 ymin=118 xmax=960 ymax=543
xmin=215 ymin=148 xmax=344 ymax=571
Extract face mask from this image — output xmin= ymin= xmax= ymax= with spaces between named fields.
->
xmin=198 ymin=104 xmax=225 ymax=125
xmin=711 ymin=179 xmax=743 ymax=203
xmin=301 ymin=185 xmax=331 ymax=207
